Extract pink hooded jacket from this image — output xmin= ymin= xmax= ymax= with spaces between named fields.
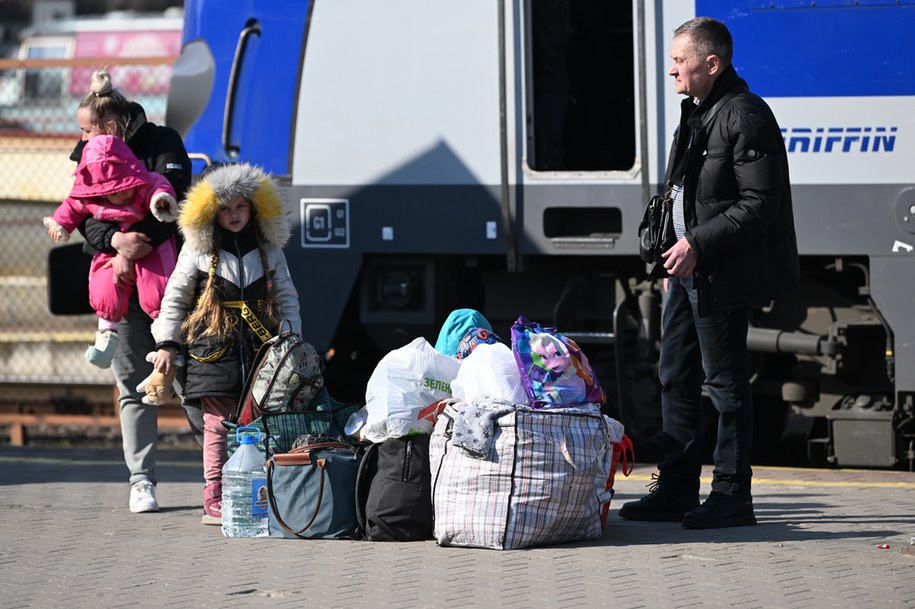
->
xmin=44 ymin=135 xmax=177 ymax=239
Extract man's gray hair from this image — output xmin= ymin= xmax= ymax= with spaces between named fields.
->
xmin=675 ymin=17 xmax=733 ymax=67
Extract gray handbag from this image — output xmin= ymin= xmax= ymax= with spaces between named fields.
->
xmin=266 ymin=441 xmax=362 ymax=539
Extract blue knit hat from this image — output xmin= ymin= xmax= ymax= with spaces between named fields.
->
xmin=433 ymin=308 xmax=494 ymax=357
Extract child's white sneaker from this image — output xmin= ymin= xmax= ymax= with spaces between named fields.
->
xmin=85 ymin=330 xmax=119 ymax=369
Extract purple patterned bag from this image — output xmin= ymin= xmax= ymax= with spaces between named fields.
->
xmin=510 ymin=316 xmax=605 ymax=408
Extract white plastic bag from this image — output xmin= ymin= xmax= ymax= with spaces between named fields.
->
xmin=451 ymin=342 xmax=530 ymax=405
xmin=348 ymin=337 xmax=461 ymax=442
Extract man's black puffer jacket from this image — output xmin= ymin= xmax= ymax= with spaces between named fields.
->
xmin=664 ymin=65 xmax=799 ymax=314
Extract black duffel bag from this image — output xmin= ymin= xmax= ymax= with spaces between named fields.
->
xmin=355 ymin=434 xmax=433 ymax=541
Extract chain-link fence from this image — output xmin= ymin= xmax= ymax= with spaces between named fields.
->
xmin=0 ymin=58 xmax=178 ymax=440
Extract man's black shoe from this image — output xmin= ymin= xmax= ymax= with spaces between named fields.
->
xmin=682 ymin=491 xmax=757 ymax=529
xmin=618 ymin=475 xmax=700 ymax=522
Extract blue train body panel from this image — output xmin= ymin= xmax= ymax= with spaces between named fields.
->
xmin=697 ymin=0 xmax=915 ymax=97
xmin=180 ymin=0 xmax=310 ymax=174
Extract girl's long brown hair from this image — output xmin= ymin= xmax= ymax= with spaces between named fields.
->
xmin=181 ymin=224 xmax=280 ymax=343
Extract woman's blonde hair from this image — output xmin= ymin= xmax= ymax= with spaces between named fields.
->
xmin=78 ymin=70 xmax=131 ymax=137
xmin=181 ymin=221 xmax=281 ymax=343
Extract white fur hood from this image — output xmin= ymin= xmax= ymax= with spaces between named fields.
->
xmin=179 ymin=163 xmax=290 ymax=255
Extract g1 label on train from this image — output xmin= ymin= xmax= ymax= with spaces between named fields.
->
xmin=300 ymin=199 xmax=350 ymax=248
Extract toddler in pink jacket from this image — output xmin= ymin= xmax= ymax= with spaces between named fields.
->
xmin=43 ymin=135 xmax=179 ymax=369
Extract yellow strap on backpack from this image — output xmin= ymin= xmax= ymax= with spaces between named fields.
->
xmin=188 ymin=300 xmax=272 ymax=363
xmin=223 ymin=300 xmax=272 ymax=344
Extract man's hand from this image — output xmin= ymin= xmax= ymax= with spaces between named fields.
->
xmin=662 ymin=237 xmax=698 ymax=278
xmin=111 ymin=231 xmax=152 ymax=260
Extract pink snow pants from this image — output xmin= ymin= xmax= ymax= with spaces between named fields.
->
xmin=88 ymin=236 xmax=178 ymax=322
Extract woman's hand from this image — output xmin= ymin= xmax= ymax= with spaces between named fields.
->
xmin=106 ymin=254 xmax=136 ymax=287
xmin=111 ymin=231 xmax=152 ymax=260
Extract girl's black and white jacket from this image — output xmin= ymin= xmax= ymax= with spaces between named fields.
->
xmin=152 ymin=164 xmax=301 ymax=401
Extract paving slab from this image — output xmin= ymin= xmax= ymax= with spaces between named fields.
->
xmin=1 ymin=446 xmax=913 ymax=609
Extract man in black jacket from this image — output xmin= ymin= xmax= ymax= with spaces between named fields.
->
xmin=619 ymin=17 xmax=798 ymax=529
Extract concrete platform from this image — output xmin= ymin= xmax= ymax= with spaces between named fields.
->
xmin=0 ymin=446 xmax=913 ymax=608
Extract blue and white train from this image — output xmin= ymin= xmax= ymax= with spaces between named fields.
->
xmin=167 ymin=0 xmax=915 ymax=468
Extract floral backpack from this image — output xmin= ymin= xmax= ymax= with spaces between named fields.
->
xmin=234 ymin=330 xmax=325 ymax=425
xmin=510 ymin=316 xmax=606 ymax=409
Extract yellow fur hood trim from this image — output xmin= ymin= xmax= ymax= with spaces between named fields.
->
xmin=179 ymin=163 xmax=290 ymax=255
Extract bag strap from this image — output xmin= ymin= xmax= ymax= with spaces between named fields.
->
xmin=666 ymin=91 xmax=740 ymax=192
xmin=232 ymin=333 xmax=281 ymax=422
xmin=266 ymin=456 xmax=327 ymax=538
xmin=700 ymin=91 xmax=740 ymax=129
xmin=222 ymin=300 xmax=272 ymax=344
xmin=272 ymin=441 xmax=354 ymax=465
xmin=366 ymin=510 xmax=401 ymax=541
xmin=354 ymin=442 xmax=379 ymax=538
xmin=619 ymin=434 xmax=635 ymax=476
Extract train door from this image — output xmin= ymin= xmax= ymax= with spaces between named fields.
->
xmin=512 ymin=0 xmax=650 ymax=272
xmin=505 ymin=0 xmax=667 ymax=456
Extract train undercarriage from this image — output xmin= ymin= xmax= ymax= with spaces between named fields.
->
xmin=323 ymin=253 xmax=915 ymax=471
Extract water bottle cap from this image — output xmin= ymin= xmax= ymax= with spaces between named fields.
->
xmin=235 ymin=425 xmax=261 ymax=444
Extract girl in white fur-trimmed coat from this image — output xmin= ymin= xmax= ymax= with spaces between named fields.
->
xmin=150 ymin=163 xmax=301 ymax=525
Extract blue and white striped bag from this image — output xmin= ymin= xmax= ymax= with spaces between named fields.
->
xmin=430 ymin=399 xmax=614 ymax=550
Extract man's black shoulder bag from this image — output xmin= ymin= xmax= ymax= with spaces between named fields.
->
xmin=638 ymin=186 xmax=676 ymax=281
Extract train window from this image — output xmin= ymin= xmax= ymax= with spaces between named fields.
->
xmin=527 ymin=0 xmax=635 ymax=172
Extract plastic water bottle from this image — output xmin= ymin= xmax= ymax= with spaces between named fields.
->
xmin=221 ymin=427 xmax=269 ymax=538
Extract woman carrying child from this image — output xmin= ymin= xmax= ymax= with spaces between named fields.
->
xmin=66 ymin=69 xmax=192 ymax=514
xmin=150 ymin=163 xmax=301 ymax=525
xmin=44 ymin=135 xmax=179 ymax=368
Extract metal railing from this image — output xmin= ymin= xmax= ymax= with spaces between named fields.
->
xmin=0 ymin=57 xmax=188 ymax=443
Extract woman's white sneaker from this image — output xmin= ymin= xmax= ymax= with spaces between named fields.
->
xmin=129 ymin=480 xmax=159 ymax=513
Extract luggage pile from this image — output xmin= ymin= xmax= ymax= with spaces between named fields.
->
xmin=224 ymin=312 xmax=633 ymax=548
